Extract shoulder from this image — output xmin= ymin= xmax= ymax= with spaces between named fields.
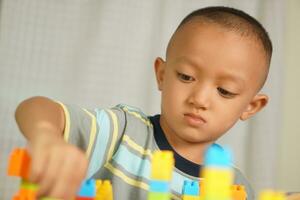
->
xmin=114 ymin=104 xmax=153 ymax=127
xmin=233 ymin=166 xmax=255 ymax=200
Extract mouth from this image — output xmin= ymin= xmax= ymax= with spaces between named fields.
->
xmin=184 ymin=113 xmax=206 ymax=126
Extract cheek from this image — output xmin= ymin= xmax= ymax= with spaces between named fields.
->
xmin=161 ymin=82 xmax=186 ymax=114
xmin=165 ymin=82 xmax=188 ymax=106
xmin=215 ymin=101 xmax=247 ymax=126
xmin=162 ymin=76 xmax=179 ymax=99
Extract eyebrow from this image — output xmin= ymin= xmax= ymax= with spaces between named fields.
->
xmin=218 ymin=74 xmax=246 ymax=88
xmin=177 ymin=56 xmax=246 ymax=87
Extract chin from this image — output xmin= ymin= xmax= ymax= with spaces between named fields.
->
xmin=177 ymin=132 xmax=207 ymax=144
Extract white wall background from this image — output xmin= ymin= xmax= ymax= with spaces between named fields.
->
xmin=0 ymin=0 xmax=298 ymax=199
xmin=278 ymin=0 xmax=300 ymax=192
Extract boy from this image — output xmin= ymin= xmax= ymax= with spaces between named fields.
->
xmin=15 ymin=6 xmax=272 ymax=200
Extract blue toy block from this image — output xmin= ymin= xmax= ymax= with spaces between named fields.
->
xmin=77 ymin=179 xmax=96 ymax=197
xmin=204 ymin=144 xmax=232 ymax=167
xmin=182 ymin=180 xmax=199 ymax=196
xmin=149 ymin=180 xmax=170 ymax=193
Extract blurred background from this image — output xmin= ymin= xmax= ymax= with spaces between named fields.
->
xmin=0 ymin=0 xmax=299 ymax=199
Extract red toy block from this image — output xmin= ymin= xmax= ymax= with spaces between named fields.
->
xmin=75 ymin=197 xmax=94 ymax=200
xmin=232 ymin=185 xmax=247 ymax=200
xmin=7 ymin=148 xmax=31 ymax=179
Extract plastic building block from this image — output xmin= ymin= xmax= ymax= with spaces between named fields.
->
xmin=200 ymin=144 xmax=233 ymax=200
xmin=148 ymin=151 xmax=174 ymax=200
xmin=259 ymin=190 xmax=286 ymax=200
xmin=182 ymin=195 xmax=200 ymax=200
xmin=12 ymin=188 xmax=36 ymax=200
xmin=77 ymin=179 xmax=96 ymax=197
xmin=150 ymin=151 xmax=174 ymax=180
xmin=75 ymin=197 xmax=94 ymax=200
xmin=149 ymin=180 xmax=170 ymax=193
xmin=8 ymin=148 xmax=115 ymax=200
xmin=147 ymin=192 xmax=171 ymax=200
xmin=20 ymin=179 xmax=38 ymax=191
xmin=204 ymin=144 xmax=232 ymax=167
xmin=12 ymin=194 xmax=34 ymax=200
xmin=232 ymin=185 xmax=247 ymax=200
xmin=7 ymin=148 xmax=31 ymax=179
xmin=96 ymin=180 xmax=102 ymax=192
xmin=95 ymin=180 xmax=113 ymax=200
xmin=182 ymin=180 xmax=199 ymax=196
xmin=200 ymin=171 xmax=233 ymax=199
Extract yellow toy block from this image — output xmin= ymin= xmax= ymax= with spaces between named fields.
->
xmin=201 ymin=168 xmax=233 ymax=183
xmin=95 ymin=180 xmax=113 ymax=200
xmin=20 ymin=179 xmax=39 ymax=191
xmin=148 ymin=192 xmax=170 ymax=200
xmin=200 ymin=168 xmax=233 ymax=200
xmin=231 ymin=185 xmax=247 ymax=200
xmin=182 ymin=195 xmax=200 ymax=200
xmin=259 ymin=190 xmax=286 ymax=200
xmin=150 ymin=151 xmax=174 ymax=180
xmin=200 ymin=168 xmax=233 ymax=197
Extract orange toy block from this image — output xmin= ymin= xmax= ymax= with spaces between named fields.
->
xmin=232 ymin=185 xmax=247 ymax=200
xmin=7 ymin=148 xmax=31 ymax=179
xmin=12 ymin=188 xmax=37 ymax=200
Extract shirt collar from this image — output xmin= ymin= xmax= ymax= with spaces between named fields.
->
xmin=149 ymin=114 xmax=202 ymax=177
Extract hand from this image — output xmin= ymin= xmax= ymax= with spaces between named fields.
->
xmin=28 ymin=133 xmax=88 ymax=200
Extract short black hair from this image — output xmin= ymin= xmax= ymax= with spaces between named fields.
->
xmin=176 ymin=6 xmax=273 ymax=65
xmin=165 ymin=6 xmax=273 ymax=89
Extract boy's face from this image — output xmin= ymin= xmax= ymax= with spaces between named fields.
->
xmin=155 ymin=21 xmax=268 ymax=145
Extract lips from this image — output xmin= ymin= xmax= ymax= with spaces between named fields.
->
xmin=184 ymin=113 xmax=206 ymax=126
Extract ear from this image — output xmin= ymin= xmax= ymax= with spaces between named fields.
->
xmin=240 ymin=94 xmax=269 ymax=120
xmin=154 ymin=57 xmax=166 ymax=91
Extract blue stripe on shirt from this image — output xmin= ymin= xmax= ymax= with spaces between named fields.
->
xmin=112 ymin=143 xmax=191 ymax=194
xmin=86 ymin=109 xmax=111 ymax=178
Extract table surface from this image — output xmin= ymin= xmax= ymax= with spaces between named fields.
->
xmin=287 ymin=193 xmax=300 ymax=200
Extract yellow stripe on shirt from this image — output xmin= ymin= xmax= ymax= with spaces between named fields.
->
xmin=104 ymin=162 xmax=182 ymax=200
xmin=122 ymin=135 xmax=152 ymax=158
xmin=82 ymin=108 xmax=97 ymax=159
xmin=104 ymin=162 xmax=149 ymax=190
xmin=122 ymin=107 xmax=152 ymax=127
xmin=56 ymin=101 xmax=71 ymax=142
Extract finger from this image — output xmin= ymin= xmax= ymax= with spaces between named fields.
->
xmin=48 ymin=151 xmax=88 ymax=199
xmin=37 ymin=149 xmax=64 ymax=197
xmin=28 ymin=146 xmax=48 ymax=183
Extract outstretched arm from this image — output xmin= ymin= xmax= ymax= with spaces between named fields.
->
xmin=15 ymin=96 xmax=88 ymax=199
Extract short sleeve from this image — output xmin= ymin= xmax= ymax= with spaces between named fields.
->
xmin=233 ymin=167 xmax=255 ymax=200
xmin=58 ymin=102 xmax=126 ymax=178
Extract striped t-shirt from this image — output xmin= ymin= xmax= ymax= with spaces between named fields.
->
xmin=59 ymin=103 xmax=254 ymax=200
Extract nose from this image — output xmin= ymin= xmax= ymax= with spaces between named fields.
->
xmin=187 ymin=84 xmax=211 ymax=110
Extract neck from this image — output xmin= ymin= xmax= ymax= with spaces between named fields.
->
xmin=168 ymin=136 xmax=211 ymax=165
xmin=159 ymin=118 xmax=213 ymax=165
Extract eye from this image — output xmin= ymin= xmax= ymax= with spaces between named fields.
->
xmin=217 ymin=87 xmax=237 ymax=98
xmin=177 ymin=72 xmax=195 ymax=82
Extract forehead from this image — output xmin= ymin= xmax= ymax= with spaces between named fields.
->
xmin=167 ymin=21 xmax=267 ymax=89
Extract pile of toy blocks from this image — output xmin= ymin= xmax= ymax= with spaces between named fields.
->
xmin=7 ymin=145 xmax=287 ymax=200
xmin=7 ymin=148 xmax=113 ymax=200
xmin=146 ymin=144 xmax=285 ymax=200
xmin=147 ymin=145 xmax=247 ymax=200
